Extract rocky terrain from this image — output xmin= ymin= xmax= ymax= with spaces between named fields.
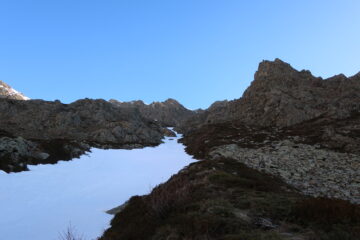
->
xmin=109 ymin=98 xmax=196 ymax=127
xmin=177 ymin=59 xmax=360 ymax=133
xmin=101 ymin=59 xmax=360 ymax=240
xmin=178 ymin=59 xmax=360 ymax=204
xmin=0 ymin=80 xmax=29 ymax=100
xmin=0 ymin=97 xmax=165 ymax=172
xmin=180 ymin=116 xmax=360 ymax=204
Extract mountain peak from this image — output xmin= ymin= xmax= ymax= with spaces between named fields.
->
xmin=0 ymin=80 xmax=29 ymax=100
xmin=164 ymin=98 xmax=181 ymax=105
xmin=255 ymin=58 xmax=298 ymax=79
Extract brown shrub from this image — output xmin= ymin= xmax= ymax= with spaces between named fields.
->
xmin=100 ymin=196 xmax=158 ymax=240
xmin=148 ymin=175 xmax=193 ymax=219
xmin=58 ymin=225 xmax=85 ymax=240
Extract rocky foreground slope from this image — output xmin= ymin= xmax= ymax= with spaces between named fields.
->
xmin=0 ymin=98 xmax=164 ymax=172
xmin=101 ymin=158 xmax=360 ymax=240
xmin=100 ymin=59 xmax=360 ymax=240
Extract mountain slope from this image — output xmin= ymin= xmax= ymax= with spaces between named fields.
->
xmin=178 ymin=59 xmax=360 ymax=133
xmin=179 ymin=59 xmax=360 ymax=203
xmin=100 ymin=59 xmax=360 ymax=240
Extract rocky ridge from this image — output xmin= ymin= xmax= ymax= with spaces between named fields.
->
xmin=177 ymin=59 xmax=360 ymax=133
xmin=0 ymin=97 xmax=164 ymax=172
xmin=109 ymin=98 xmax=196 ymax=127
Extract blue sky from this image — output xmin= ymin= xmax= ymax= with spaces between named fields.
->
xmin=1 ymin=0 xmax=360 ymax=109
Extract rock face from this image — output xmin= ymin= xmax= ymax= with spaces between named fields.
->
xmin=0 ymin=98 xmax=162 ymax=145
xmin=0 ymin=98 xmax=164 ymax=172
xmin=0 ymin=135 xmax=90 ymax=173
xmin=0 ymin=88 xmax=194 ymax=172
xmin=0 ymin=80 xmax=29 ymax=100
xmin=178 ymin=59 xmax=360 ymax=133
xmin=233 ymin=59 xmax=360 ymax=126
xmin=109 ymin=98 xmax=196 ymax=127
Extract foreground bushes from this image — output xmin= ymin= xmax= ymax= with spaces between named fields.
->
xmin=100 ymin=159 xmax=360 ymax=240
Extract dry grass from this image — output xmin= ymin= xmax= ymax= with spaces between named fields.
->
xmin=58 ymin=224 xmax=86 ymax=240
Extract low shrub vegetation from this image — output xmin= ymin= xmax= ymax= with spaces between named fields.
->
xmin=100 ymin=158 xmax=360 ymax=240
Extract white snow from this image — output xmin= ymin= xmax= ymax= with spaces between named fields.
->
xmin=0 ymin=131 xmax=194 ymax=240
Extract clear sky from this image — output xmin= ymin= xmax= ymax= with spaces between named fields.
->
xmin=1 ymin=0 xmax=360 ymax=109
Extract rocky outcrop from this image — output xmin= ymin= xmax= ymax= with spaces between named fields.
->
xmin=178 ymin=59 xmax=360 ymax=133
xmin=0 ymin=136 xmax=41 ymax=172
xmin=0 ymin=80 xmax=29 ymax=100
xmin=232 ymin=59 xmax=360 ymax=126
xmin=109 ymin=98 xmax=196 ymax=127
xmin=0 ymin=135 xmax=90 ymax=172
xmin=161 ymin=128 xmax=176 ymax=137
xmin=0 ymin=98 xmax=164 ymax=172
